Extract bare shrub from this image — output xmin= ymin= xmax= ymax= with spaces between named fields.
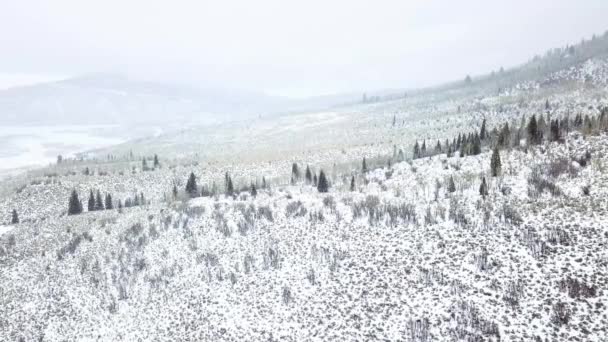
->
xmin=306 ymin=268 xmax=317 ymax=285
xmin=406 ymin=318 xmax=430 ymax=342
xmin=57 ymin=233 xmax=90 ymax=260
xmin=551 ymin=302 xmax=571 ymax=326
xmin=257 ymin=206 xmax=274 ymax=222
xmin=558 ymin=277 xmax=597 ymax=299
xmin=286 ymin=201 xmax=308 ymax=217
xmin=581 ymin=185 xmax=591 ymax=196
xmin=448 ymin=301 xmax=500 ymax=340
xmin=502 ymin=203 xmax=523 ymax=225
xmin=448 ymin=197 xmax=468 ymax=226
xmin=548 ymin=157 xmax=576 ymax=178
xmin=503 ymin=280 xmax=525 ymax=307
xmin=322 ymin=196 xmax=336 ymax=212
xmin=282 ymin=286 xmax=293 ymax=305
xmin=527 ymin=167 xmax=561 ymax=197
xmin=263 ymin=245 xmax=280 ymax=270
xmin=243 ymin=254 xmax=255 ymax=274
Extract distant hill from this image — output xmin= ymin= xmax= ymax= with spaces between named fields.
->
xmin=0 ymin=74 xmax=294 ymax=125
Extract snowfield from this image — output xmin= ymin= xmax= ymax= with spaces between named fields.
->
xmin=1 ymin=131 xmax=607 ymax=341
xmin=1 ymin=39 xmax=608 ymax=341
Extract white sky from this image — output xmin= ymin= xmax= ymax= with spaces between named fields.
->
xmin=0 ymin=0 xmax=606 ymax=97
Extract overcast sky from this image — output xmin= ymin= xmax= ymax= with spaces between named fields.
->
xmin=1 ymin=0 xmax=606 ymax=97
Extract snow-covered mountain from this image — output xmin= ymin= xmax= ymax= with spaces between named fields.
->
xmin=0 ymin=74 xmax=293 ymax=125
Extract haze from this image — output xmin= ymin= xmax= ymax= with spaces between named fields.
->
xmin=1 ymin=0 xmax=607 ymax=97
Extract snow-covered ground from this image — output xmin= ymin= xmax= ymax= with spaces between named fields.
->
xmin=1 ymin=49 xmax=608 ymax=341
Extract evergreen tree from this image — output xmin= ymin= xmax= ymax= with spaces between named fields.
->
xmin=527 ymin=115 xmax=541 ymax=145
xmin=305 ymin=165 xmax=312 ymax=184
xmin=291 ymin=163 xmax=300 ymax=183
xmin=262 ymin=177 xmax=267 ymax=189
xmin=250 ymin=183 xmax=257 ymax=197
xmin=153 ymin=154 xmax=160 ymax=168
xmin=105 ymin=194 xmax=113 ymax=210
xmin=392 ymin=114 xmax=396 ymax=127
xmin=68 ymin=189 xmax=83 ymax=215
xmin=173 ymin=184 xmax=178 ymax=199
xmin=142 ymin=157 xmax=148 ymax=171
xmin=313 ymin=174 xmax=318 ymax=186
xmin=225 ymin=172 xmax=234 ymax=195
xmin=118 ymin=200 xmax=123 ymax=210
xmin=88 ymin=190 xmax=95 ymax=212
xmin=413 ymin=141 xmax=420 ymax=159
xmin=362 ymin=157 xmax=368 ymax=173
xmin=550 ymin=119 xmax=561 ymax=142
xmin=133 ymin=193 xmax=140 ymax=206
xmin=421 ymin=140 xmax=427 ymax=157
xmin=545 ymin=99 xmax=551 ymax=111
xmin=84 ymin=167 xmax=90 ymax=176
xmin=471 ymin=133 xmax=482 ymax=155
xmin=498 ymin=123 xmax=511 ymax=148
xmin=317 ymin=170 xmax=329 ymax=193
xmin=95 ymin=190 xmax=105 ymax=210
xmin=435 ymin=140 xmax=442 ymax=154
xmin=479 ymin=177 xmax=489 ymax=198
xmin=448 ymin=176 xmax=456 ymax=193
xmin=140 ymin=192 xmax=146 ymax=206
xmin=186 ymin=172 xmax=197 ymax=197
xmin=490 ymin=147 xmax=502 ymax=177
xmin=459 ymin=141 xmax=466 ymax=157
xmin=480 ymin=118 xmax=487 ymax=140
xmin=350 ymin=176 xmax=356 ymax=191
xmin=11 ymin=209 xmax=19 ymax=224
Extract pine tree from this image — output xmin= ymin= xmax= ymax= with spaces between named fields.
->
xmin=362 ymin=157 xmax=368 ymax=173
xmin=421 ymin=140 xmax=427 ymax=157
xmin=186 ymin=172 xmax=197 ymax=197
xmin=313 ymin=174 xmax=318 ymax=186
xmin=479 ymin=177 xmax=489 ymax=198
xmin=392 ymin=114 xmax=396 ymax=127
xmin=95 ymin=190 xmax=105 ymax=210
xmin=172 ymin=184 xmax=178 ymax=199
xmin=291 ymin=163 xmax=300 ymax=183
xmin=105 ymin=194 xmax=114 ymax=210
xmin=448 ymin=176 xmax=456 ymax=193
xmin=472 ymin=133 xmax=482 ymax=155
xmin=480 ymin=118 xmax=487 ymax=140
xmin=435 ymin=140 xmax=442 ymax=154
xmin=142 ymin=157 xmax=148 ymax=171
xmin=413 ymin=141 xmax=420 ymax=159
xmin=490 ymin=147 xmax=502 ymax=177
xmin=11 ymin=209 xmax=19 ymax=224
xmin=225 ymin=172 xmax=234 ymax=196
xmin=350 ymin=176 xmax=356 ymax=192
xmin=118 ymin=200 xmax=123 ymax=210
xmin=527 ymin=115 xmax=540 ymax=145
xmin=140 ymin=192 xmax=146 ymax=206
xmin=305 ymin=165 xmax=312 ymax=184
xmin=550 ymin=119 xmax=561 ymax=142
xmin=88 ymin=190 xmax=96 ymax=212
xmin=250 ymin=183 xmax=257 ymax=197
xmin=498 ymin=123 xmax=511 ymax=148
xmin=262 ymin=177 xmax=267 ymax=189
xmin=153 ymin=154 xmax=160 ymax=168
xmin=68 ymin=189 xmax=83 ymax=215
xmin=317 ymin=170 xmax=329 ymax=193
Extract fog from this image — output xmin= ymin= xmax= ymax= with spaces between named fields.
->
xmin=1 ymin=0 xmax=607 ymax=97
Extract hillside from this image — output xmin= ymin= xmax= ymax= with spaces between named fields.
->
xmin=1 ymin=36 xmax=608 ymax=341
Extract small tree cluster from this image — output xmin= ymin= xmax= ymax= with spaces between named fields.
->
xmin=87 ymin=189 xmax=115 ymax=211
